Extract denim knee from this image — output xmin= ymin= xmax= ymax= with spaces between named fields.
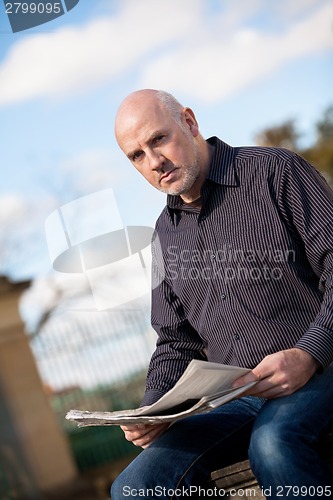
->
xmin=248 ymin=421 xmax=292 ymax=473
xmin=248 ymin=415 xmax=333 ymax=489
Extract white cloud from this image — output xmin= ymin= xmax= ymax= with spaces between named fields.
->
xmin=19 ymin=272 xmax=90 ymax=332
xmin=274 ymin=0 xmax=328 ymax=20
xmin=0 ymin=194 xmax=26 ymax=226
xmin=0 ymin=0 xmax=331 ymax=106
xmin=0 ymin=0 xmax=201 ymax=105
xmin=140 ymin=1 xmax=333 ymax=102
xmin=0 ymin=193 xmax=58 ymax=279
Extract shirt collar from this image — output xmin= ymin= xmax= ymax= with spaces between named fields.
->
xmin=167 ymin=136 xmax=238 ymax=209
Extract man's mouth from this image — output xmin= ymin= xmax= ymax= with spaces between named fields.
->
xmin=160 ymin=168 xmax=176 ymax=182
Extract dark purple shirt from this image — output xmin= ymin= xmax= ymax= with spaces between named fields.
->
xmin=142 ymin=137 xmax=333 ymax=406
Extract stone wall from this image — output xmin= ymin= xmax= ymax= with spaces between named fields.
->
xmin=0 ymin=277 xmax=78 ymax=497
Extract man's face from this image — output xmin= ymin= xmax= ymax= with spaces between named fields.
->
xmin=115 ymin=100 xmax=201 ymax=198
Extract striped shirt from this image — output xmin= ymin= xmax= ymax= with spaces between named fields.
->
xmin=141 ymin=136 xmax=333 ymax=406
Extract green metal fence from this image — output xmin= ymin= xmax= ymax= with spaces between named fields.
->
xmin=29 ymin=302 xmax=155 ymax=472
xmin=68 ymin=426 xmax=140 ymax=472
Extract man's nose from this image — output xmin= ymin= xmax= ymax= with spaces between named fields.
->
xmin=147 ymin=149 xmax=165 ymax=171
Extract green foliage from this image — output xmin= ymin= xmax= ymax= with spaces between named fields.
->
xmin=255 ymin=119 xmax=300 ymax=151
xmin=316 ymin=105 xmax=333 ymax=142
xmin=254 ymin=105 xmax=333 ymax=186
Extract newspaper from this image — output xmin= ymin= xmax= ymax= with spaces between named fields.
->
xmin=66 ymin=360 xmax=257 ymax=427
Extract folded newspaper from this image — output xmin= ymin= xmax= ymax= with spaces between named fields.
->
xmin=66 ymin=360 xmax=257 ymax=427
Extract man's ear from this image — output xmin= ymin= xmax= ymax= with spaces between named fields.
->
xmin=183 ymin=108 xmax=199 ymax=137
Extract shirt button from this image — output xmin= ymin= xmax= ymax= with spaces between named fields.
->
xmin=234 ymin=334 xmax=240 ymax=340
xmin=200 ymin=215 xmax=206 ymax=221
xmin=211 ymin=254 xmax=216 ymax=260
xmin=221 ymin=293 xmax=226 ymax=300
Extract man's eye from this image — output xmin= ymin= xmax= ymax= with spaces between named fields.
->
xmin=153 ymin=135 xmax=164 ymax=144
xmin=132 ymin=151 xmax=143 ymax=161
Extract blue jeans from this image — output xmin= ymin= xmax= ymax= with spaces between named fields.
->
xmin=111 ymin=364 xmax=333 ymax=499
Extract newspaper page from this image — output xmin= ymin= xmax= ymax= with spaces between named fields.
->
xmin=66 ymin=360 xmax=257 ymax=426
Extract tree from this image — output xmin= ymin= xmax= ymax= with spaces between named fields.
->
xmin=254 ymin=105 xmax=333 ymax=186
xmin=301 ymin=105 xmax=333 ymax=184
xmin=315 ymin=105 xmax=333 ymax=143
xmin=255 ymin=119 xmax=300 ymax=150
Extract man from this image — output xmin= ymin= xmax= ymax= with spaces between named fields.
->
xmin=111 ymin=89 xmax=333 ymax=499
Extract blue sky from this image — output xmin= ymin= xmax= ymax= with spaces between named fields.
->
xmin=0 ymin=0 xmax=332 ymax=282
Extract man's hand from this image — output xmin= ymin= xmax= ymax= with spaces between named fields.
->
xmin=121 ymin=422 xmax=170 ymax=449
xmin=233 ymin=348 xmax=320 ymax=399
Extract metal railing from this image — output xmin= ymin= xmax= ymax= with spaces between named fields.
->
xmin=29 ymin=303 xmax=155 ymax=471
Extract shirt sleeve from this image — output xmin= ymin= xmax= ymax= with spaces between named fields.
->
xmin=278 ymin=152 xmax=333 ymax=368
xmin=140 ymin=243 xmax=206 ymax=407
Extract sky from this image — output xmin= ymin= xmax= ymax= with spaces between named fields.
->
xmin=0 ymin=0 xmax=332 ymax=283
xmin=0 ymin=0 xmax=332 ymax=390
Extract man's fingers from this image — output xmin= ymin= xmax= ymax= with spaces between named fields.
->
xmin=234 ymin=349 xmax=320 ymax=400
xmin=123 ymin=425 xmax=154 ymax=441
xmin=121 ymin=423 xmax=169 ymax=448
xmin=232 ymin=371 xmax=261 ymax=388
xmin=130 ymin=425 xmax=168 ymax=448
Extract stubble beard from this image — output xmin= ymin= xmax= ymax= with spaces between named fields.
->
xmin=158 ymin=150 xmax=201 ymax=197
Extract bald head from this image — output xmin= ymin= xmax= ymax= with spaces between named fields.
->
xmin=115 ymin=89 xmax=184 ymax=142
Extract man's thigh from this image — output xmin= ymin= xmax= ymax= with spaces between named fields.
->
xmin=253 ymin=362 xmax=333 ymax=440
xmin=167 ymin=395 xmax=265 ymax=468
